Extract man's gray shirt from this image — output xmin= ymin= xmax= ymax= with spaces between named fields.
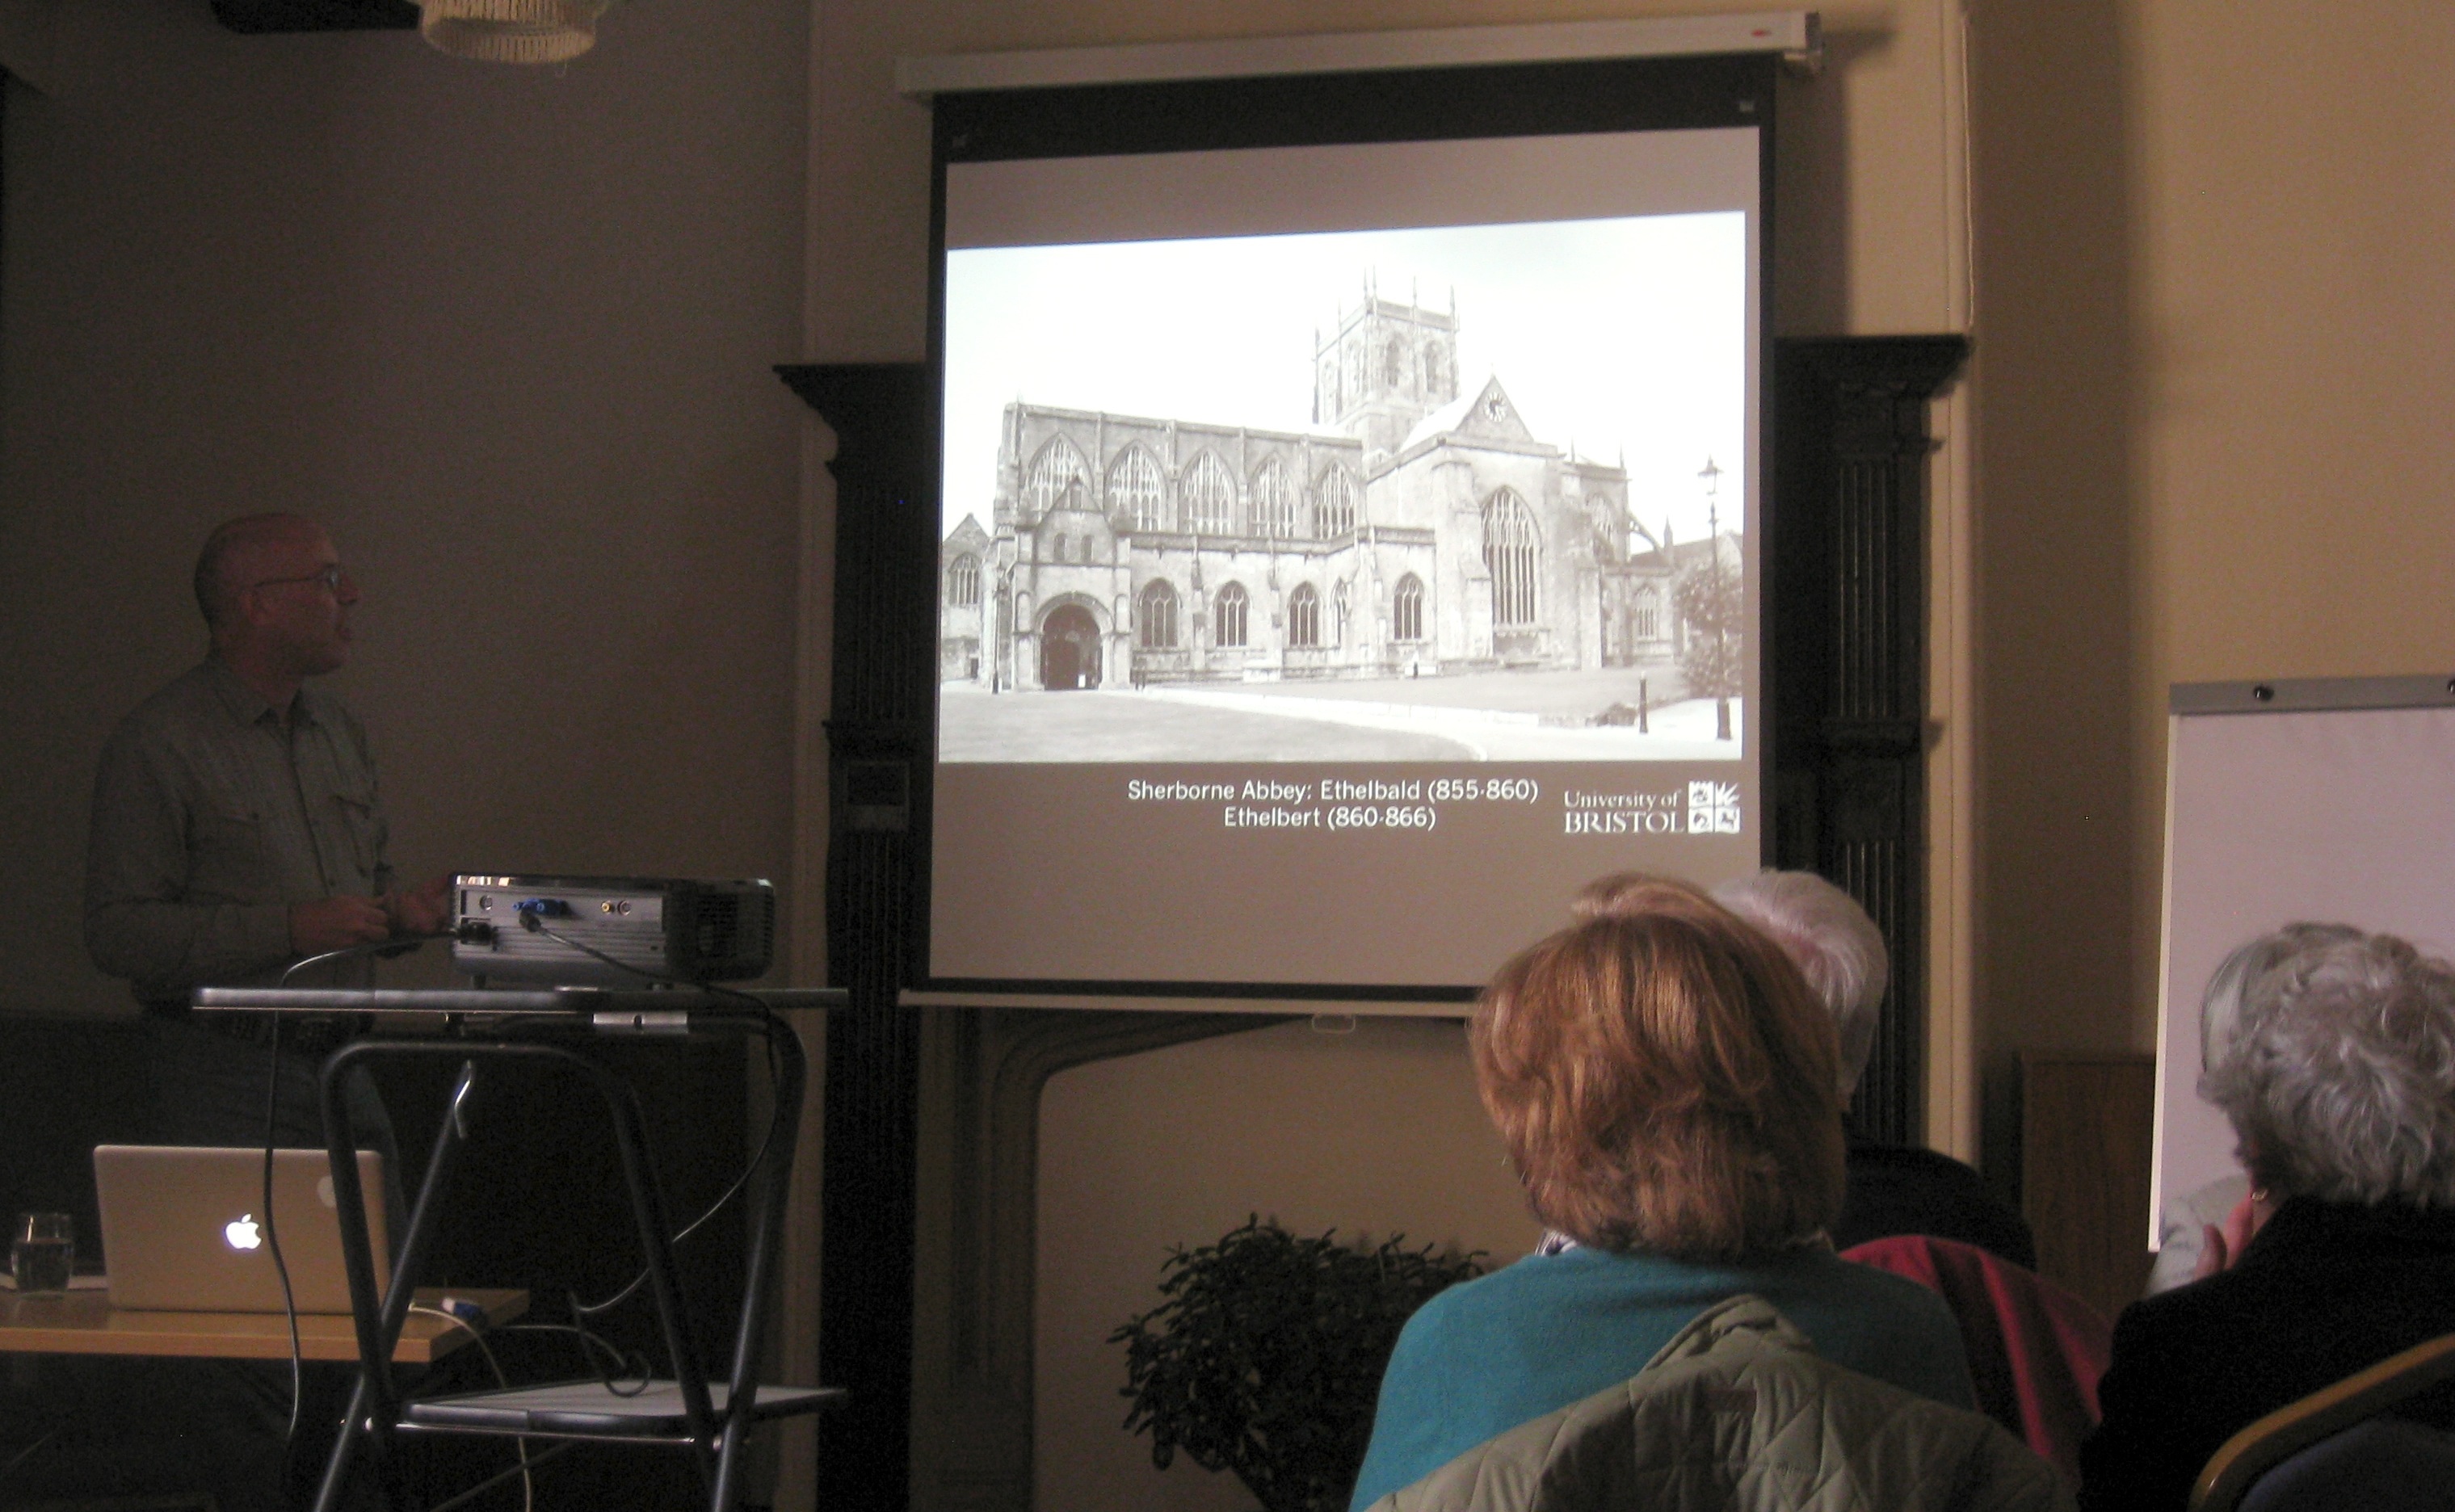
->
xmin=86 ymin=657 xmax=394 ymax=1007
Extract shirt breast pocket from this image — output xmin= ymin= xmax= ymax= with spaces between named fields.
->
xmin=188 ymin=804 xmax=270 ymax=898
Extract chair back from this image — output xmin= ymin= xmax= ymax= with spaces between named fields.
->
xmin=1840 ymin=1233 xmax=2112 ymax=1487
xmin=2236 ymin=1417 xmax=2455 ymax=1511
xmin=2192 ymin=1331 xmax=2455 ymax=1512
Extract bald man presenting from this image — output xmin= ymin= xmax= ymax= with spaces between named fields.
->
xmin=86 ymin=513 xmax=444 ymax=1146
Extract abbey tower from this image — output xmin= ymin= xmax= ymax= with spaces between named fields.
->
xmin=1313 ymin=279 xmax=1460 ymax=467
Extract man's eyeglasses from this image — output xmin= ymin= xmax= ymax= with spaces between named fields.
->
xmin=249 ymin=566 xmax=348 ymax=594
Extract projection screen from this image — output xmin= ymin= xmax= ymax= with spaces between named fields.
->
xmin=922 ymin=53 xmax=1776 ymax=997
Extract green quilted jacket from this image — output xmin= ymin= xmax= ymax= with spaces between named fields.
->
xmin=1365 ymin=1293 xmax=2074 ymax=1512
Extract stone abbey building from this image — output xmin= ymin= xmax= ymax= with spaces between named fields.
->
xmin=940 ymin=284 xmax=1688 ymax=692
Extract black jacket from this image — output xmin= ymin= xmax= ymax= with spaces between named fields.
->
xmin=1836 ymin=1135 xmax=2037 ymax=1270
xmin=2078 ymin=1197 xmax=2455 ymax=1512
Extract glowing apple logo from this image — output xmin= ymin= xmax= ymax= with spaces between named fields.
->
xmin=225 ymin=1214 xmax=263 ymax=1251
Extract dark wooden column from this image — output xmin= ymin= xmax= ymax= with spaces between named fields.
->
xmin=776 ymin=361 xmax=935 ymax=1512
xmin=1771 ymin=335 xmax=1969 ymax=1145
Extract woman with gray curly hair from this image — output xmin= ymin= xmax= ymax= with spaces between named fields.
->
xmin=2143 ymin=922 xmax=2367 ymax=1292
xmin=2079 ymin=926 xmax=2455 ymax=1511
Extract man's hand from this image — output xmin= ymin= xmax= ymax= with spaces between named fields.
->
xmin=290 ymin=896 xmax=393 ymax=955
xmin=389 ymin=874 xmax=453 ymax=937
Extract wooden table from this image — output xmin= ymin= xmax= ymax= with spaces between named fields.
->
xmin=0 ymin=1286 xmax=526 ymax=1363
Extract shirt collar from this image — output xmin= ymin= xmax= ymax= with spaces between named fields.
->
xmin=200 ymin=655 xmax=319 ymax=729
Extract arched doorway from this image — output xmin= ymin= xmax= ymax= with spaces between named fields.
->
xmin=1040 ymin=603 xmax=1102 ymax=690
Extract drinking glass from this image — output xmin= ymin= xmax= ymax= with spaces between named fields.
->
xmin=11 ymin=1212 xmax=74 ymax=1295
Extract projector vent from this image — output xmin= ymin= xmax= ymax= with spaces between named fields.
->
xmin=671 ymin=884 xmax=776 ymax=981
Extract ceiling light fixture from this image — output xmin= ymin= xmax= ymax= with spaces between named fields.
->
xmin=416 ymin=0 xmax=610 ymax=65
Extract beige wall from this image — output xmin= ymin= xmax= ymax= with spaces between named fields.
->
xmin=1961 ymin=2 xmax=2142 ymax=1154
xmin=1963 ymin=1 xmax=2455 ymax=1130
xmin=1035 ymin=1017 xmax=1539 ymax=1512
xmin=0 ymin=3 xmax=810 ymax=1018
xmin=2124 ymin=1 xmax=2455 ymax=1003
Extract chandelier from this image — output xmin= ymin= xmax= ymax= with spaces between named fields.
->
xmin=417 ymin=0 xmax=612 ymax=65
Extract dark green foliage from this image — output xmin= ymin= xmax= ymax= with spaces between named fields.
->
xmin=1110 ymin=1216 xmax=1486 ymax=1512
xmin=1674 ymin=551 xmax=1744 ymax=700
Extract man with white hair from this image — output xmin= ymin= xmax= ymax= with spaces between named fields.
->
xmin=1716 ymin=869 xmax=2037 ymax=1266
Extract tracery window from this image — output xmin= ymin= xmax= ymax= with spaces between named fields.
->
xmin=1215 ymin=582 xmax=1248 ymax=648
xmin=1137 ymin=579 xmax=1179 ymax=649
xmin=1314 ymin=465 xmax=1357 ymax=538
xmin=948 ymin=554 xmax=980 ymax=607
xmin=1393 ymin=574 xmax=1424 ymax=642
xmin=1384 ymin=335 xmax=1406 ymax=389
xmin=1024 ymin=437 xmax=1088 ymax=516
xmin=1424 ymin=344 xmax=1447 ymax=399
xmin=1634 ymin=586 xmax=1660 ymax=640
xmin=1108 ymin=446 xmax=1165 ymax=531
xmin=1288 ymin=583 xmax=1321 ymax=649
xmin=1183 ymin=452 xmax=1234 ymax=536
xmin=1482 ymin=489 xmax=1539 ymax=628
xmin=1250 ymin=458 xmax=1295 ymax=539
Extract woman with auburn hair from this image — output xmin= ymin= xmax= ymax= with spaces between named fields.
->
xmin=1346 ymin=876 xmax=1975 ymax=1510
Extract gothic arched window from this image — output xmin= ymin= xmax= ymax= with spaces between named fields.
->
xmin=948 ymin=554 xmax=980 ymax=608
xmin=1250 ymin=458 xmax=1294 ymax=539
xmin=1314 ymin=465 xmax=1357 ymax=538
xmin=1393 ymin=574 xmax=1424 ymax=642
xmin=1424 ymin=344 xmax=1447 ymax=399
xmin=1137 ymin=579 xmax=1179 ymax=649
xmin=1024 ymin=437 xmax=1087 ymax=517
xmin=1383 ymin=335 xmax=1406 ymax=389
xmin=1634 ymin=585 xmax=1660 ymax=640
xmin=1288 ymin=583 xmax=1322 ymax=649
xmin=1183 ymin=452 xmax=1234 ymax=536
xmin=1108 ymin=447 xmax=1165 ymax=531
xmin=1482 ymin=489 xmax=1539 ymax=628
xmin=1215 ymin=582 xmax=1248 ymax=648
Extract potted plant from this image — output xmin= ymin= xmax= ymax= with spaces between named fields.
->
xmin=1111 ymin=1216 xmax=1485 ymax=1512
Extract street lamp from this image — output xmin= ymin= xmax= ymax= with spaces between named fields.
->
xmin=990 ymin=562 xmax=1011 ymax=694
xmin=1699 ymin=457 xmax=1730 ymax=741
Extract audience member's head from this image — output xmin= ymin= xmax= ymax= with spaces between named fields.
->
xmin=2196 ymin=922 xmax=2363 ymax=1076
xmin=1705 ymin=870 xmax=1888 ymax=1102
xmin=2199 ymin=927 xmax=2455 ymax=1207
xmin=1475 ymin=874 xmax=1843 ymax=1260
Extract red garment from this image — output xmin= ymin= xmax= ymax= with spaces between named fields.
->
xmin=1841 ymin=1232 xmax=2112 ymax=1488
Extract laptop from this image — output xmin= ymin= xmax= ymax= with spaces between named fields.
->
xmin=93 ymin=1144 xmax=390 ymax=1314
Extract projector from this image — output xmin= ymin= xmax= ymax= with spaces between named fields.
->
xmin=450 ymin=875 xmax=776 ymax=987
